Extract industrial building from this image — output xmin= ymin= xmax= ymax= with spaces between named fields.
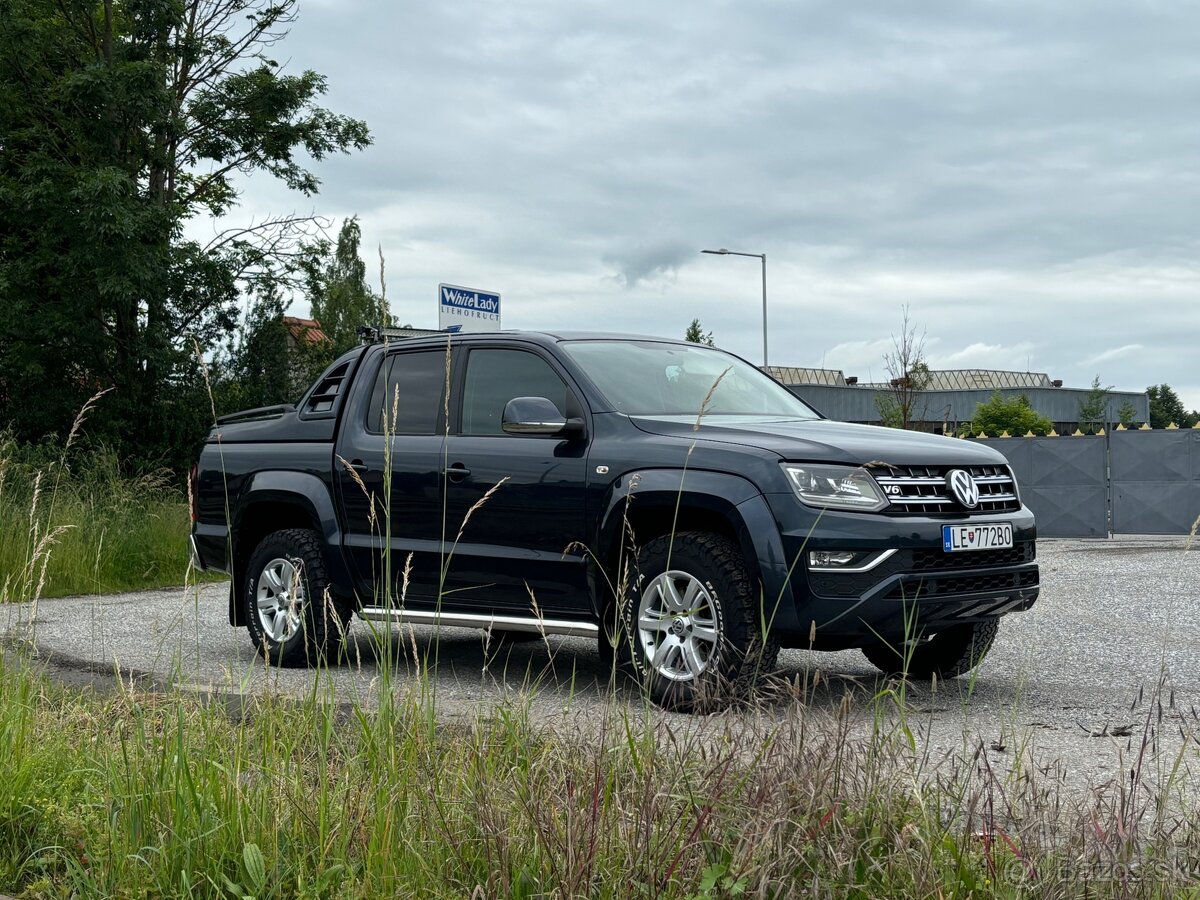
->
xmin=767 ymin=367 xmax=1151 ymax=434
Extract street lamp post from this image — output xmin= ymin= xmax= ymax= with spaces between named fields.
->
xmin=701 ymin=248 xmax=768 ymax=368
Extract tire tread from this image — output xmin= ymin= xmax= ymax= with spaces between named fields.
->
xmin=245 ymin=528 xmax=352 ymax=668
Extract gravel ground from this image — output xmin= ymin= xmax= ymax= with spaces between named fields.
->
xmin=5 ymin=537 xmax=1200 ymax=793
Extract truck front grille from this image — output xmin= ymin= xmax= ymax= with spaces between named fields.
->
xmin=871 ymin=464 xmax=1021 ymax=515
xmin=909 ymin=542 xmax=1035 ymax=571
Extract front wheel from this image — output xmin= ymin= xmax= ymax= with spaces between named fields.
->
xmin=244 ymin=528 xmax=352 ymax=667
xmin=862 ymin=619 xmax=1000 ymax=680
xmin=619 ymin=532 xmax=778 ymax=712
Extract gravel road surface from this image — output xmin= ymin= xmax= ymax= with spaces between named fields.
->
xmin=5 ymin=537 xmax=1200 ymax=792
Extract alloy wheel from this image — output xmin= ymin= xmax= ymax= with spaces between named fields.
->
xmin=256 ymin=556 xmax=306 ymax=643
xmin=636 ymin=570 xmax=720 ymax=682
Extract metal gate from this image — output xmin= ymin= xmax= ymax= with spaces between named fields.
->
xmin=1110 ymin=429 xmax=1200 ymax=534
xmin=972 ymin=430 xmax=1200 ymax=537
xmin=974 ymin=436 xmax=1108 ymax=537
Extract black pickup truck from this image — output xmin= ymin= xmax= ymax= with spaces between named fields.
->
xmin=190 ymin=331 xmax=1039 ymax=710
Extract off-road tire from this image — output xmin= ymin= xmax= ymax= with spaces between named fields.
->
xmin=244 ymin=528 xmax=353 ymax=667
xmin=618 ymin=532 xmax=779 ymax=712
xmin=862 ymin=619 xmax=1000 ymax=680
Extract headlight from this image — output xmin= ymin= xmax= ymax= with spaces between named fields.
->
xmin=783 ymin=464 xmax=888 ymax=512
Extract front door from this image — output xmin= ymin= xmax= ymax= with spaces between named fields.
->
xmin=440 ymin=346 xmax=591 ymax=615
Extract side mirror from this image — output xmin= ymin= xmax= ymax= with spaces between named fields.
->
xmin=502 ymin=397 xmax=583 ymax=437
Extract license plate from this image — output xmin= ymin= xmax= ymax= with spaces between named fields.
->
xmin=942 ymin=522 xmax=1013 ymax=552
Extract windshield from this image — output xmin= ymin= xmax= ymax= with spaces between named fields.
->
xmin=561 ymin=340 xmax=820 ymax=419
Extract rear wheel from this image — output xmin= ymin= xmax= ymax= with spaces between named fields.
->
xmin=862 ymin=619 xmax=1000 ymax=680
xmin=244 ymin=529 xmax=352 ymax=667
xmin=618 ymin=532 xmax=778 ymax=712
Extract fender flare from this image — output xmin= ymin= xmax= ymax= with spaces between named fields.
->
xmin=592 ymin=469 xmax=799 ymax=631
xmin=228 ymin=471 xmax=352 ymax=625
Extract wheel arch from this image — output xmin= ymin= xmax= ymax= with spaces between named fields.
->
xmin=228 ymin=471 xmax=351 ymax=626
xmin=590 ymin=472 xmax=796 ymax=628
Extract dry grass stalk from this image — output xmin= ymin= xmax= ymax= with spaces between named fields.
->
xmin=452 ymin=477 xmax=510 ymax=547
xmin=64 ymin=387 xmax=114 ymax=453
xmin=336 ymin=454 xmax=378 ymax=531
xmin=192 ymin=337 xmax=218 ymax=425
xmin=692 ymin=366 xmax=732 ymax=432
xmin=443 ymin=334 xmax=453 ymax=427
xmin=378 ymin=243 xmax=388 ymax=326
xmin=1186 ymin=513 xmax=1199 ymax=552
xmin=400 ymin=551 xmax=413 ymax=603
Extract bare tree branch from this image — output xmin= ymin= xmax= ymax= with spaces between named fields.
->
xmin=877 ymin=304 xmax=931 ymax=430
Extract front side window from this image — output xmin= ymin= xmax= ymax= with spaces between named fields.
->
xmin=366 ymin=350 xmax=447 ymax=434
xmin=461 ymin=349 xmax=570 ymax=435
xmin=561 ymin=340 xmax=820 ymax=418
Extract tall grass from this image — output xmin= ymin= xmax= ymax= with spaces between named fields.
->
xmin=0 ymin=437 xmax=209 ymax=602
xmin=2 ymin=654 xmax=1199 ymax=898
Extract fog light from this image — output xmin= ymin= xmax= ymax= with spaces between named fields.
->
xmin=809 ymin=550 xmax=857 ymax=568
xmin=807 ymin=548 xmax=898 ymax=573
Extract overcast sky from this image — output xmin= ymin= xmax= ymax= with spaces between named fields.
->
xmin=215 ymin=0 xmax=1200 ymax=408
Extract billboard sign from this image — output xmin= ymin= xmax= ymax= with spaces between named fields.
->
xmin=438 ymin=283 xmax=501 ymax=333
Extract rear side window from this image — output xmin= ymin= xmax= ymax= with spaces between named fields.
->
xmin=461 ymin=349 xmax=570 ymax=436
xmin=366 ymin=350 xmax=446 ymax=434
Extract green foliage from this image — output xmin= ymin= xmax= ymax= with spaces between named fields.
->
xmin=307 ymin=217 xmax=389 ymax=355
xmin=1146 ymin=384 xmax=1197 ymax=429
xmin=0 ymin=438 xmax=210 ymax=600
xmin=218 ymin=290 xmax=332 ymax=411
xmin=968 ymin=392 xmax=1053 ymax=436
xmin=1076 ymin=375 xmax=1112 ymax=433
xmin=1117 ymin=399 xmax=1138 ymax=428
xmin=684 ymin=318 xmax=714 ymax=346
xmin=0 ymin=0 xmax=370 ymax=475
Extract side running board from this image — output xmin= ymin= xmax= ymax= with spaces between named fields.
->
xmin=356 ymin=606 xmax=599 ymax=638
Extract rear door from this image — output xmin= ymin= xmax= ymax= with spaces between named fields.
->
xmin=440 ymin=345 xmax=591 ymax=615
xmin=335 ymin=347 xmax=450 ymax=603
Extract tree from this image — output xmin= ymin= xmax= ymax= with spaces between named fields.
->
xmin=1076 ymin=375 xmax=1112 ymax=433
xmin=1146 ymin=384 xmax=1196 ymax=429
xmin=684 ymin=318 xmax=714 ymax=346
xmin=307 ymin=217 xmax=388 ymax=355
xmin=875 ymin=305 xmax=932 ymax=430
xmin=1117 ymin=399 xmax=1138 ymax=428
xmin=968 ymin=393 xmax=1052 ymax=437
xmin=0 ymin=0 xmax=370 ymax=472
xmin=220 ymin=290 xmax=329 ymax=412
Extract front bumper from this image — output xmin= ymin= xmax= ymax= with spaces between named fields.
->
xmin=764 ymin=493 xmax=1040 ymax=649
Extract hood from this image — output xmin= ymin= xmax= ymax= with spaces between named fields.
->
xmin=629 ymin=415 xmax=1007 ymax=467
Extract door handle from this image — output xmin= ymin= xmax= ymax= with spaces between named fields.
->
xmin=444 ymin=462 xmax=471 ymax=480
xmin=348 ymin=459 xmax=369 ymax=472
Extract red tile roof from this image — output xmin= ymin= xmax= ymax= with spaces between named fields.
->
xmin=282 ymin=316 xmax=330 ymax=345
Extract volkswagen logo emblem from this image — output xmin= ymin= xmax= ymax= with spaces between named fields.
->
xmin=946 ymin=469 xmax=980 ymax=508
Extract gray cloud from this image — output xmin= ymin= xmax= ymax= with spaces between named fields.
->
xmin=211 ymin=0 xmax=1200 ymax=408
xmin=604 ymin=240 xmax=694 ymax=288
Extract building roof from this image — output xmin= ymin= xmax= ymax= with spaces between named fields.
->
xmin=765 ymin=366 xmax=848 ymax=386
xmin=281 ymin=316 xmax=329 ymax=345
xmin=855 ymin=369 xmax=1055 ymax=391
